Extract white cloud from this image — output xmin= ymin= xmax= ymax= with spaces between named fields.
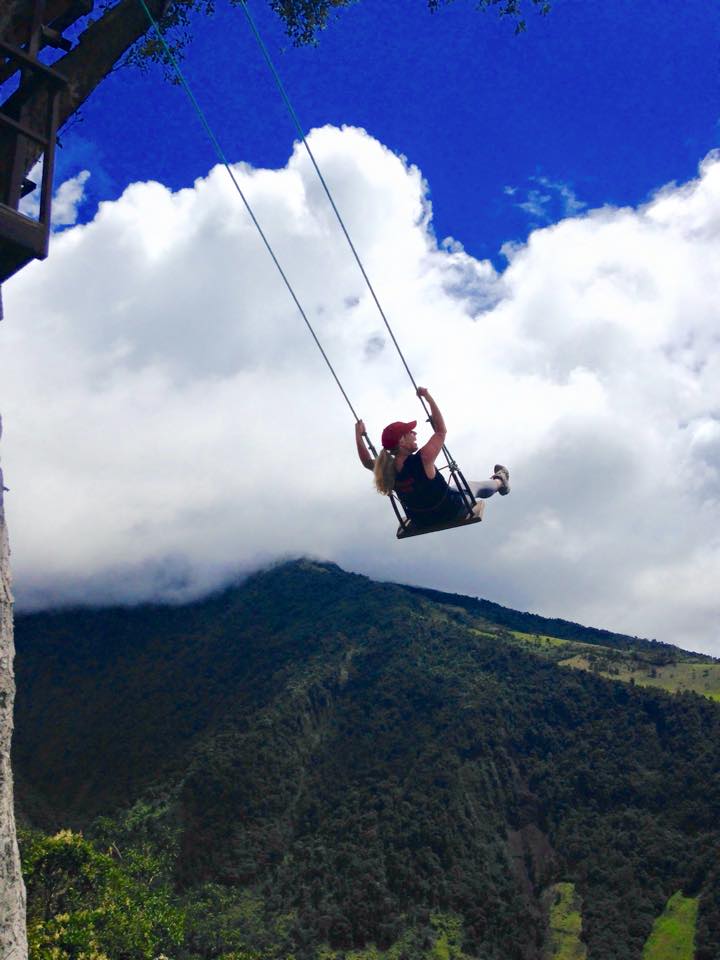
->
xmin=52 ymin=170 xmax=92 ymax=226
xmin=1 ymin=127 xmax=719 ymax=656
xmin=510 ymin=174 xmax=586 ymax=223
xmin=19 ymin=162 xmax=91 ymax=228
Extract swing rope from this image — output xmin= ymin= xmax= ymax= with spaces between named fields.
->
xmin=137 ymin=0 xmax=362 ymax=427
xmin=239 ymin=0 xmax=476 ymax=509
xmin=239 ymin=0 xmax=421 ymax=400
xmin=137 ymin=0 xmax=475 ymax=520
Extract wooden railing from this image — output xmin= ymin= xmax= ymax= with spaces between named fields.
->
xmin=0 ymin=0 xmax=68 ymax=284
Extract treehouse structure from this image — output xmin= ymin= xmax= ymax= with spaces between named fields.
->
xmin=0 ymin=0 xmax=91 ymax=284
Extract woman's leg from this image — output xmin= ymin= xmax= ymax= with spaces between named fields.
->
xmin=467 ymin=479 xmax=502 ymax=499
xmin=453 ymin=465 xmax=510 ymax=499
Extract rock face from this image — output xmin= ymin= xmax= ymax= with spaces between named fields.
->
xmin=0 ymin=420 xmax=28 ymax=960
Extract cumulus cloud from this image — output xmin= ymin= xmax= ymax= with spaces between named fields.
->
xmin=19 ymin=162 xmax=91 ymax=227
xmin=1 ymin=128 xmax=719 ymax=655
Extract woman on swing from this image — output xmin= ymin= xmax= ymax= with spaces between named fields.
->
xmin=355 ymin=387 xmax=510 ymax=531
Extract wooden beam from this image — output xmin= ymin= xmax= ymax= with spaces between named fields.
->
xmin=0 ymin=0 xmax=91 ymax=47
xmin=40 ymin=24 xmax=73 ymax=51
xmin=0 ymin=38 xmax=68 ymax=84
xmin=0 ymin=202 xmax=47 ymax=254
xmin=0 ymin=0 xmax=93 ymax=83
xmin=0 ymin=109 xmax=51 ymax=145
xmin=0 ymin=0 xmax=170 ymax=185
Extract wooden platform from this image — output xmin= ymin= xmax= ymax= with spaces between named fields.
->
xmin=0 ymin=203 xmax=48 ymax=283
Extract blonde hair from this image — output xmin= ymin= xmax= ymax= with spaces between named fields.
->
xmin=373 ymin=448 xmax=397 ymax=495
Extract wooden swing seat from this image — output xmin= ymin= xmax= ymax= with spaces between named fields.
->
xmin=396 ymin=501 xmax=484 ymax=540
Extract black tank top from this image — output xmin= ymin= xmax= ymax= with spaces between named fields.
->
xmin=394 ymin=453 xmax=463 ymax=526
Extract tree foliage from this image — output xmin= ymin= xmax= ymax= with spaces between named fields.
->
xmin=20 ymin=828 xmax=184 ymax=960
xmin=265 ymin=0 xmax=550 ymax=46
xmin=126 ymin=0 xmax=551 ymax=69
xmin=429 ymin=0 xmax=550 ymax=34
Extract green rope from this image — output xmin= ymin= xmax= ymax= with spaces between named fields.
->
xmin=239 ymin=0 xmax=467 ymax=483
xmin=136 ymin=0 xmax=363 ymax=424
xmin=240 ymin=0 xmax=423 ymax=401
xmin=136 ymin=0 xmax=473 ymax=514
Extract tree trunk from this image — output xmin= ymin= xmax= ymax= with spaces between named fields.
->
xmin=0 ymin=415 xmax=27 ymax=960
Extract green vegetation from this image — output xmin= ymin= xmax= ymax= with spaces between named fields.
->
xmin=13 ymin=560 xmax=720 ymax=960
xmin=410 ymin=584 xmax=720 ymax=702
xmin=136 ymin=0 xmax=552 ymax=70
xmin=17 ymin=833 xmax=487 ymax=960
xmin=272 ymin=0 xmax=551 ymax=45
xmin=546 ymin=883 xmax=586 ymax=960
xmin=20 ymin=828 xmax=184 ymax=960
xmin=509 ymin=630 xmax=570 ymax=649
xmin=486 ymin=625 xmax=720 ymax=705
xmin=642 ymin=892 xmax=698 ymax=960
xmin=402 ymin=582 xmax=667 ymax=651
xmin=314 ymin=914 xmax=471 ymax=960
xmin=560 ymin=653 xmax=720 ymax=701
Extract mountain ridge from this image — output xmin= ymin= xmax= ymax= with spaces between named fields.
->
xmin=12 ymin=558 xmax=720 ymax=959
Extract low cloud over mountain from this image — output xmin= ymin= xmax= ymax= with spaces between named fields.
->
xmin=2 ymin=128 xmax=719 ymax=652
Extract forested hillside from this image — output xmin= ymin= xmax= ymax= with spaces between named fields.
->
xmin=12 ymin=560 xmax=720 ymax=959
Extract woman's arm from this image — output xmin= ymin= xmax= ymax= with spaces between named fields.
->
xmin=417 ymin=387 xmax=447 ymax=477
xmin=355 ymin=419 xmax=375 ymax=471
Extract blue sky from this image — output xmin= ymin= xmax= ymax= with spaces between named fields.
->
xmin=3 ymin=0 xmax=720 ymax=652
xmin=61 ymin=0 xmax=718 ymax=263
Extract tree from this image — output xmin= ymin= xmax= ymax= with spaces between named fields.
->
xmin=20 ymin=828 xmax=184 ymax=959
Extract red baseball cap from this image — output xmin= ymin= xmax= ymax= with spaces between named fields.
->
xmin=381 ymin=420 xmax=417 ymax=449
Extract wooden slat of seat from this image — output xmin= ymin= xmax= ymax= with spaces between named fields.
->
xmin=396 ymin=514 xmax=483 ymax=540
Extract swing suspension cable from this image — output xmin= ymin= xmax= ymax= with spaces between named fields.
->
xmin=239 ymin=1 xmax=420 ymax=398
xmin=137 ymin=0 xmax=363 ymax=429
xmin=239 ymin=0 xmax=473 ymax=502
xmin=137 ymin=0 xmax=472 ymax=509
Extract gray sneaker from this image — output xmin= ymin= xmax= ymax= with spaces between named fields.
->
xmin=492 ymin=464 xmax=510 ymax=496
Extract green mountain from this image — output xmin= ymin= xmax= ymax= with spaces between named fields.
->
xmin=12 ymin=559 xmax=720 ymax=960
